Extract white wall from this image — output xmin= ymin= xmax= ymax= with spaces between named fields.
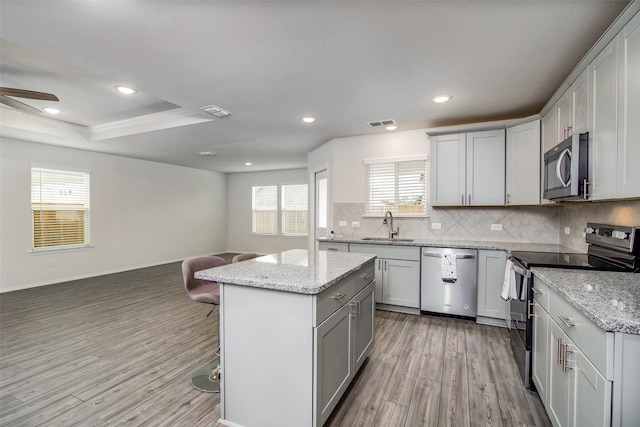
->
xmin=0 ymin=138 xmax=228 ymax=292
xmin=226 ymin=168 xmax=308 ymax=255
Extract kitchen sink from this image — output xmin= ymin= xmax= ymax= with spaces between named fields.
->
xmin=361 ymin=237 xmax=414 ymax=242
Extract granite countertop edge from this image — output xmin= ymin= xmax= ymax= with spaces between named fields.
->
xmin=195 ymin=253 xmax=376 ymax=295
xmin=531 ymin=267 xmax=640 ymax=335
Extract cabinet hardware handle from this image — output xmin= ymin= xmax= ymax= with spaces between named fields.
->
xmin=557 ymin=337 xmax=562 ymax=365
xmin=327 ymin=248 xmax=338 ymax=251
xmin=360 ymin=273 xmax=373 ymax=280
xmin=461 ymin=194 xmax=464 ymax=205
xmin=527 ymin=301 xmax=537 ymax=319
xmin=558 ymin=315 xmax=575 ymax=328
xmin=532 ymin=288 xmax=543 ymax=295
xmin=468 ymin=194 xmax=471 ymax=205
xmin=332 ymin=293 xmax=346 ymax=301
xmin=507 ymin=193 xmax=511 ymax=204
xmin=563 ymin=345 xmax=574 ymax=372
xmin=384 ymin=260 xmax=387 ymax=271
xmin=558 ymin=338 xmax=564 ymax=366
xmin=582 ymin=179 xmax=591 ymax=199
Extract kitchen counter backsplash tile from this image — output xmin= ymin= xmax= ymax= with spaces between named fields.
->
xmin=332 ymin=203 xmax=560 ymax=244
xmin=533 ymin=267 xmax=640 ymax=335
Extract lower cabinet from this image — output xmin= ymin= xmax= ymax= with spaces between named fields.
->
xmin=349 ymin=244 xmax=420 ymax=313
xmin=315 ymin=282 xmax=374 ymax=426
xmin=476 ymin=250 xmax=507 ymax=324
xmin=532 ymin=274 xmax=613 ymax=427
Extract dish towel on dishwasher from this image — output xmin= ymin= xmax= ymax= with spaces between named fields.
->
xmin=501 ymin=259 xmax=518 ymax=300
xmin=441 ymin=253 xmax=457 ymax=281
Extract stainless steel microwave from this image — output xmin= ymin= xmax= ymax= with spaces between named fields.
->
xmin=543 ymin=132 xmax=589 ymax=201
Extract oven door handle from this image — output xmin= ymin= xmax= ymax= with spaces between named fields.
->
xmin=556 ymin=148 xmax=572 ymax=188
xmin=509 ymin=258 xmax=531 ymax=278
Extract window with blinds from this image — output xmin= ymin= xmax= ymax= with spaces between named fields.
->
xmin=282 ymin=184 xmax=308 ymax=235
xmin=31 ymin=167 xmax=91 ymax=251
xmin=252 ymin=184 xmax=309 ymax=235
xmin=365 ymin=159 xmax=427 ymax=216
xmin=252 ymin=185 xmax=278 ymax=234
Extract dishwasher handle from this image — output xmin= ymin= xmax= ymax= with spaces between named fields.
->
xmin=422 ymin=251 xmax=476 ymax=260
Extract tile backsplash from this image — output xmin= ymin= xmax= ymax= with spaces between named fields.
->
xmin=332 ymin=203 xmax=561 ymax=244
xmin=332 ymin=200 xmax=640 ymax=251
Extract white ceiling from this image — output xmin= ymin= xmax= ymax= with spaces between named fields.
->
xmin=0 ymin=0 xmax=631 ymax=173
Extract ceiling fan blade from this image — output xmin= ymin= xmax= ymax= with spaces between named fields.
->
xmin=0 ymin=95 xmax=42 ymax=114
xmin=0 ymin=87 xmax=59 ymax=101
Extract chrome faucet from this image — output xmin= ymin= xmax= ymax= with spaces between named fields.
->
xmin=383 ymin=211 xmax=399 ymax=239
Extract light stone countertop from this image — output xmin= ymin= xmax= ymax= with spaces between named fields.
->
xmin=194 ymin=249 xmax=376 ymax=295
xmin=319 ymin=236 xmax=576 ymax=253
xmin=532 ymin=267 xmax=640 ymax=335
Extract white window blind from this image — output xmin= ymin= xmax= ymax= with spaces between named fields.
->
xmin=282 ymin=184 xmax=308 ymax=235
xmin=366 ymin=159 xmax=426 ymax=215
xmin=31 ymin=167 xmax=91 ymax=251
xmin=252 ymin=185 xmax=278 ymax=234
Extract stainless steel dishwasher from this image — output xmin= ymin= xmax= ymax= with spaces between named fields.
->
xmin=420 ymin=247 xmax=478 ymax=318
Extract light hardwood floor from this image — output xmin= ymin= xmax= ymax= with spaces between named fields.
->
xmin=0 ymin=261 xmax=550 ymax=427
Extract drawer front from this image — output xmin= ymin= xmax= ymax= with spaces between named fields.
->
xmin=349 ymin=244 xmax=420 ymax=261
xmin=355 ymin=261 xmax=375 ymax=294
xmin=319 ymin=242 xmax=349 ymax=252
xmin=315 ymin=276 xmax=355 ymax=326
xmin=532 ymin=277 xmax=549 ymax=311
xmin=549 ymin=290 xmax=613 ymax=378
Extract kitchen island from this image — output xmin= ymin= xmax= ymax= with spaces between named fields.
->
xmin=195 ymin=249 xmax=376 ymax=427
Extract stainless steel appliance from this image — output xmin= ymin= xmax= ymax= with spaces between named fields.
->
xmin=508 ymin=223 xmax=640 ymax=389
xmin=421 ymin=247 xmax=477 ymax=318
xmin=543 ymin=132 xmax=589 ymax=201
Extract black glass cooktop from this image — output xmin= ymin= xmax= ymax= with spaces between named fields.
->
xmin=510 ymin=251 xmax=636 ymax=272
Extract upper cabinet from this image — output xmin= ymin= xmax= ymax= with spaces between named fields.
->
xmin=430 ymin=129 xmax=505 ymax=206
xmin=617 ymin=11 xmax=640 ymax=199
xmin=590 ymin=39 xmax=619 ymax=200
xmin=506 ymin=119 xmax=541 ymax=205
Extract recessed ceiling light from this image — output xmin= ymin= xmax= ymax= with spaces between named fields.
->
xmin=385 ymin=125 xmax=397 ymax=131
xmin=245 ymin=162 xmax=252 ymax=166
xmin=43 ymin=107 xmax=61 ymax=114
xmin=115 ymin=85 xmax=137 ymax=95
xmin=431 ymin=95 xmax=451 ymax=104
xmin=302 ymin=117 xmax=316 ymax=124
xmin=199 ymin=151 xmax=217 ymax=156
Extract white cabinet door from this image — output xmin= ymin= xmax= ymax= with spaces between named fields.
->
xmin=556 ymin=90 xmax=573 ymax=141
xmin=573 ymin=350 xmax=612 ymax=427
xmin=315 ymin=301 xmax=352 ymax=426
xmin=476 ymin=250 xmax=507 ymax=320
xmin=532 ymin=303 xmax=549 ymax=408
xmin=466 ymin=130 xmax=506 ymax=206
xmin=617 ymin=11 xmax=640 ymax=199
xmin=506 ymin=120 xmax=541 ymax=205
xmin=572 ymin=68 xmax=590 ymax=135
xmin=353 ymin=283 xmax=375 ymax=372
xmin=430 ymin=133 xmax=466 ymax=206
xmin=383 ymin=258 xmax=420 ymax=308
xmin=548 ymin=321 xmax=572 ymax=427
xmin=541 ymin=108 xmax=558 ymax=205
xmin=590 ymin=40 xmax=619 ymax=200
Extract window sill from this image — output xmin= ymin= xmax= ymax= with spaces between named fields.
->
xmin=31 ymin=244 xmax=94 ymax=255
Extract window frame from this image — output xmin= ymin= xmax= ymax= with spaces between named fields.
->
xmin=364 ymin=156 xmax=428 ymax=217
xmin=30 ymin=165 xmax=92 ymax=253
xmin=251 ymin=182 xmax=309 ymax=237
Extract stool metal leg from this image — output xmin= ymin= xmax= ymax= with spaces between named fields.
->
xmin=191 ymin=358 xmax=220 ymax=393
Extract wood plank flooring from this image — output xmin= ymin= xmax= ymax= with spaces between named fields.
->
xmin=0 ymin=261 xmax=550 ymax=427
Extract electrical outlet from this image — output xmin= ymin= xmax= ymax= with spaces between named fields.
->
xmin=46 ymin=259 xmax=54 ymax=267
xmin=339 ymin=220 xmax=347 ymax=227
xmin=564 ymin=227 xmax=571 ymax=235
xmin=431 ymin=222 xmax=442 ymax=230
xmin=491 ymin=224 xmax=503 ymax=231
xmin=351 ymin=221 xmax=360 ymax=228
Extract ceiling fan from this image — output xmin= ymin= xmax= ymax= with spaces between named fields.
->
xmin=0 ymin=87 xmax=59 ymax=114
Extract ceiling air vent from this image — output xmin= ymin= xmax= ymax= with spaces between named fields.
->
xmin=368 ymin=119 xmax=396 ymax=127
xmin=200 ymin=104 xmax=232 ymax=118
